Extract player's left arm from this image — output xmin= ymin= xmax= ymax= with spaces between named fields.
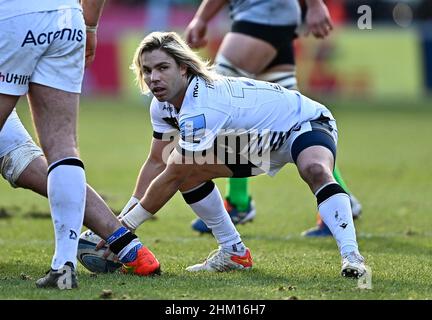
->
xmin=304 ymin=0 xmax=333 ymax=39
xmin=81 ymin=0 xmax=106 ymax=67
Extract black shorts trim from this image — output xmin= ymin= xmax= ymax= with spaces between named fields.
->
xmin=291 ymin=128 xmax=336 ymax=164
xmin=231 ymin=20 xmax=297 ymax=66
xmin=225 ymin=162 xmax=259 ymax=178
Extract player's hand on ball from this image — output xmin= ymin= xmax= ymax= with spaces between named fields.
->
xmin=95 ymin=238 xmax=118 ymax=261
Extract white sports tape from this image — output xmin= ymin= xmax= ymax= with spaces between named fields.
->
xmin=214 ymin=54 xmax=255 ymax=78
xmin=120 ymin=202 xmax=153 ymax=231
xmin=0 ymin=141 xmax=43 ymax=188
xmin=118 ymin=196 xmax=140 ymax=219
xmin=257 ymin=70 xmax=298 ymax=89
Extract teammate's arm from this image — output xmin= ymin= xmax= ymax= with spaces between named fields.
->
xmin=81 ymin=0 xmax=106 ymax=67
xmin=304 ymin=0 xmax=333 ymax=39
xmin=185 ymin=0 xmax=229 ymax=48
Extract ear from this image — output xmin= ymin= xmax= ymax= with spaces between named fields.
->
xmin=180 ymin=63 xmax=188 ymax=77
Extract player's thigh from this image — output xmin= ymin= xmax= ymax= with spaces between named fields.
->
xmin=218 ymin=32 xmax=277 ymax=74
xmin=179 ymin=163 xmax=233 ymax=191
xmin=27 ymin=84 xmax=80 ymax=162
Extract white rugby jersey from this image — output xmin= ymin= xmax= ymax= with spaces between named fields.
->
xmin=229 ymin=0 xmax=301 ymax=26
xmin=150 ymin=76 xmax=333 ymax=155
xmin=0 ymin=0 xmax=81 ymax=21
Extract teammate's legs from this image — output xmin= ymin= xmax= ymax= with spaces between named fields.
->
xmin=5 ymin=140 xmax=159 ymax=276
xmin=28 ymin=84 xmax=85 ymax=271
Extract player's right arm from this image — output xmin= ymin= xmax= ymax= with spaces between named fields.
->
xmin=185 ymin=0 xmax=229 ymax=48
xmin=304 ymin=0 xmax=334 ymax=39
xmin=81 ymin=0 xmax=106 ymax=67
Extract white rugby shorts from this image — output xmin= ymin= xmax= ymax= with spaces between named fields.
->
xmin=264 ymin=114 xmax=338 ymax=176
xmin=0 ymin=8 xmax=85 ymax=95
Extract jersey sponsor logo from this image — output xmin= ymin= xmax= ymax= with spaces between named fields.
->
xmin=180 ymin=114 xmax=206 ymax=144
xmin=193 ymin=81 xmax=199 ymax=98
xmin=0 ymin=71 xmax=30 ymax=85
xmin=21 ymin=28 xmax=84 ymax=47
xmin=162 ymin=105 xmax=173 ymax=112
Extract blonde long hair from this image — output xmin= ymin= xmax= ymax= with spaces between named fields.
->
xmin=131 ymin=31 xmax=218 ymax=94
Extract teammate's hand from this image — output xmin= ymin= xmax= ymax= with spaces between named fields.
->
xmin=185 ymin=17 xmax=208 ymax=48
xmin=85 ymin=31 xmax=97 ymax=68
xmin=305 ymin=2 xmax=333 ymax=39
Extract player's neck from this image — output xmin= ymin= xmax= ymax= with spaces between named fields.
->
xmin=170 ymin=78 xmax=189 ymax=110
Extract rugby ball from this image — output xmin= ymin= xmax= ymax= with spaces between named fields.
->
xmin=77 ymin=230 xmax=122 ymax=273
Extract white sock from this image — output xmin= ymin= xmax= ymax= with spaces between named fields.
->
xmin=120 ymin=202 xmax=153 ymax=231
xmin=318 ymin=192 xmax=358 ymax=256
xmin=48 ymin=158 xmax=86 ymax=269
xmin=186 ymin=185 xmax=246 ymax=255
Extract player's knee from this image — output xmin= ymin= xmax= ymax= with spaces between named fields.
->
xmin=214 ymin=54 xmax=255 ymax=78
xmin=0 ymin=141 xmax=44 ymax=188
xmin=300 ymin=162 xmax=332 ymax=186
xmin=44 ymin=147 xmax=79 ymax=165
xmin=257 ymin=70 xmax=298 ymax=89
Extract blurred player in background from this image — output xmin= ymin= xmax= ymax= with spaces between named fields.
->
xmin=120 ymin=31 xmax=366 ymax=277
xmin=184 ymin=0 xmax=362 ymax=237
xmin=0 ymin=0 xmax=159 ymax=290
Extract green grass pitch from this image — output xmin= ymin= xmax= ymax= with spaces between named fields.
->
xmin=0 ymin=97 xmax=431 ymax=300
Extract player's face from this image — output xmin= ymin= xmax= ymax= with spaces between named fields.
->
xmin=141 ymin=49 xmax=188 ymax=108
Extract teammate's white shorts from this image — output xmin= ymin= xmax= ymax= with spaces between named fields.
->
xmin=0 ymin=8 xmax=85 ymax=95
xmin=0 ymin=110 xmax=43 ymax=187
